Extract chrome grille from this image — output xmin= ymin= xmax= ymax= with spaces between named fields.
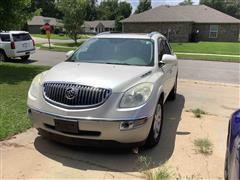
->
xmin=43 ymin=82 xmax=111 ymax=108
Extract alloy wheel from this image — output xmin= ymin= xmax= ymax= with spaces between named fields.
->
xmin=153 ymin=103 xmax=162 ymax=139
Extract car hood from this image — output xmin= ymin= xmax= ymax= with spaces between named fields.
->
xmin=42 ymin=62 xmax=154 ymax=92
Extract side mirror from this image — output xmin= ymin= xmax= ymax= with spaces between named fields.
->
xmin=66 ymin=50 xmax=74 ymax=59
xmin=161 ymin=54 xmax=177 ymax=64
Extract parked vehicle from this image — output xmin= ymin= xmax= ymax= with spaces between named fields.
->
xmin=27 ymin=32 xmax=178 ymax=148
xmin=0 ymin=31 xmax=35 ymax=61
xmin=225 ymin=109 xmax=240 ymax=180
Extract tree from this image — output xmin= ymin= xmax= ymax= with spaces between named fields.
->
xmin=97 ymin=0 xmax=119 ymax=20
xmin=0 ymin=0 xmax=33 ymax=30
xmin=85 ymin=0 xmax=98 ymax=21
xmin=135 ymin=0 xmax=152 ymax=14
xmin=179 ymin=0 xmax=193 ymax=6
xmin=97 ymin=0 xmax=132 ymax=31
xmin=117 ymin=1 xmax=132 ymax=18
xmin=57 ymin=0 xmax=87 ymax=44
xmin=200 ymin=0 xmax=240 ymax=19
xmin=32 ymin=0 xmax=63 ymax=19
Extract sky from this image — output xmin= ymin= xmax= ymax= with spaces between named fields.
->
xmin=121 ymin=0 xmax=200 ymax=11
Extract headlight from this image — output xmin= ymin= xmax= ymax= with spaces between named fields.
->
xmin=120 ymin=83 xmax=154 ymax=108
xmin=29 ymin=73 xmax=43 ymax=98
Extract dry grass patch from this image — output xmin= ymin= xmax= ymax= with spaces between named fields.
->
xmin=194 ymin=138 xmax=213 ymax=155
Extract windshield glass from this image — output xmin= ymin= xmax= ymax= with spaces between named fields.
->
xmin=69 ymin=38 xmax=154 ymax=66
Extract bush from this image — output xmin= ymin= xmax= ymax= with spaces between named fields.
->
xmin=53 ymin=27 xmax=61 ymax=34
xmin=40 ymin=27 xmax=45 ymax=34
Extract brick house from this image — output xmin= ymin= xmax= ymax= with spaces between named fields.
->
xmin=121 ymin=5 xmax=240 ymax=42
xmin=82 ymin=20 xmax=115 ymax=34
xmin=27 ymin=16 xmax=63 ymax=34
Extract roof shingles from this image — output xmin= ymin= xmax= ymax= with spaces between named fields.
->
xmin=122 ymin=5 xmax=240 ymax=24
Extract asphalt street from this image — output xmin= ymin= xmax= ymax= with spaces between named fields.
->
xmin=27 ymin=49 xmax=240 ymax=84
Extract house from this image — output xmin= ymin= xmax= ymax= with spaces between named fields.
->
xmin=82 ymin=20 xmax=115 ymax=34
xmin=121 ymin=5 xmax=240 ymax=42
xmin=27 ymin=16 xmax=63 ymax=34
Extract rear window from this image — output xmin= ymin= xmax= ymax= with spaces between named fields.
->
xmin=0 ymin=34 xmax=10 ymax=42
xmin=12 ymin=33 xmax=32 ymax=42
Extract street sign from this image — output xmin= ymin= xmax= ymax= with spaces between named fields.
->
xmin=43 ymin=23 xmax=51 ymax=48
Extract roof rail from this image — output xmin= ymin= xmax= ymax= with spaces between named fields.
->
xmin=97 ymin=31 xmax=111 ymax=36
xmin=149 ymin=31 xmax=159 ymax=37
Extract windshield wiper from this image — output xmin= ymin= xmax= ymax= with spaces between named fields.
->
xmin=105 ymin=62 xmax=131 ymax=65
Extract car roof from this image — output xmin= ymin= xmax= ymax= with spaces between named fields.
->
xmin=95 ymin=32 xmax=165 ymax=40
xmin=0 ymin=31 xmax=29 ymax=34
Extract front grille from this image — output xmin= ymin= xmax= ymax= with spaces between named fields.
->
xmin=43 ymin=82 xmax=111 ymax=108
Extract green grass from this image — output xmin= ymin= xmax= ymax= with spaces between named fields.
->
xmin=36 ymin=42 xmax=84 ymax=52
xmin=194 ymin=138 xmax=213 ymax=155
xmin=0 ymin=63 xmax=49 ymax=140
xmin=32 ymin=34 xmax=93 ymax=40
xmin=176 ymin=54 xmax=240 ymax=62
xmin=172 ymin=42 xmax=240 ymax=62
xmin=53 ymin=42 xmax=83 ymax=47
xmin=138 ymin=156 xmax=172 ymax=180
xmin=36 ymin=44 xmax=76 ymax=52
xmin=171 ymin=42 xmax=240 ymax=55
xmin=32 ymin=33 xmax=70 ymax=40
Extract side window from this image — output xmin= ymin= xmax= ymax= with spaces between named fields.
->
xmin=0 ymin=34 xmax=10 ymax=42
xmin=158 ymin=39 xmax=164 ymax=60
xmin=163 ymin=40 xmax=171 ymax=55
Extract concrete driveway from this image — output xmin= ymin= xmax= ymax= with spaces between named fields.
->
xmin=1 ymin=80 xmax=239 ymax=179
xmin=26 ymin=49 xmax=240 ymax=84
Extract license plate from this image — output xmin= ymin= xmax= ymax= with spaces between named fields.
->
xmin=54 ymin=119 xmax=79 ymax=134
xmin=22 ymin=43 xmax=28 ymax=48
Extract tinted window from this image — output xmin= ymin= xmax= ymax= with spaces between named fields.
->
xmin=158 ymin=40 xmax=164 ymax=60
xmin=163 ymin=41 xmax=171 ymax=55
xmin=70 ymin=38 xmax=154 ymax=66
xmin=0 ymin=34 xmax=10 ymax=42
xmin=12 ymin=33 xmax=32 ymax=41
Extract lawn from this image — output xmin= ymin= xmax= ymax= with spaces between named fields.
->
xmin=171 ymin=42 xmax=240 ymax=62
xmin=171 ymin=42 xmax=240 ymax=55
xmin=0 ymin=63 xmax=49 ymax=140
xmin=32 ymin=34 xmax=93 ymax=40
xmin=32 ymin=33 xmax=70 ymax=40
xmin=36 ymin=42 xmax=84 ymax=52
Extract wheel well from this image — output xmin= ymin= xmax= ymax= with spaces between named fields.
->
xmin=0 ymin=48 xmax=6 ymax=54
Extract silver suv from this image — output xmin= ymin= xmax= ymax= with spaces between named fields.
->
xmin=27 ymin=32 xmax=178 ymax=148
xmin=0 ymin=31 xmax=35 ymax=61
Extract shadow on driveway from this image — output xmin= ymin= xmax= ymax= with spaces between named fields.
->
xmin=34 ymin=94 xmax=185 ymax=173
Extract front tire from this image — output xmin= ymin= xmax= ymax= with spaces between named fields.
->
xmin=145 ymin=98 xmax=163 ymax=148
xmin=21 ymin=55 xmax=30 ymax=61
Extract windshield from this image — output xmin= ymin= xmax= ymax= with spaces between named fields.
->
xmin=69 ymin=38 xmax=154 ymax=66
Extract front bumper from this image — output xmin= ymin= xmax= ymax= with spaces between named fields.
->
xmin=28 ymin=108 xmax=153 ymax=145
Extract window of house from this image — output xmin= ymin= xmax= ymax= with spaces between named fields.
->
xmin=209 ymin=25 xmax=219 ymax=38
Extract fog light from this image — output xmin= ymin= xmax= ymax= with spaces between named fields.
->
xmin=120 ymin=118 xmax=147 ymax=131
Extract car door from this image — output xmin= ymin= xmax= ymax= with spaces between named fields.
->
xmin=164 ymin=40 xmax=177 ymax=90
xmin=158 ymin=38 xmax=173 ymax=98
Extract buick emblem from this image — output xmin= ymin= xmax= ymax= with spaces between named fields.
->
xmin=65 ymin=87 xmax=77 ymax=100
